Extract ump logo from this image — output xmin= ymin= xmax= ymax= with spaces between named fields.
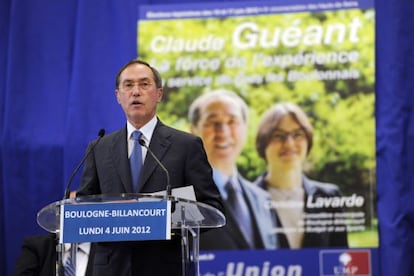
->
xmin=320 ymin=250 xmax=370 ymax=276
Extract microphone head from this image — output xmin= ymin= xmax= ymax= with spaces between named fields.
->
xmin=139 ymin=139 xmax=146 ymax=147
xmin=98 ymin=129 xmax=105 ymax=137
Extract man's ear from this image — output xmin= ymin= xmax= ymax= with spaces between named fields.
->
xmin=115 ymin=89 xmax=121 ymax=103
xmin=157 ymin=87 xmax=163 ymax=102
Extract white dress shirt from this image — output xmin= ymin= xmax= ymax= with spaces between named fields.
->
xmin=63 ymin=243 xmax=91 ymax=276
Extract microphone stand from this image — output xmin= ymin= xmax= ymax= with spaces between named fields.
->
xmin=138 ymin=139 xmax=176 ymax=212
xmin=55 ymin=233 xmax=63 ymax=276
xmin=57 ymin=129 xmax=105 ymax=275
xmin=63 ymin=129 xmax=105 ymax=200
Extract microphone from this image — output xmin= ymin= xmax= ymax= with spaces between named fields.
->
xmin=138 ymin=138 xmax=171 ymax=198
xmin=63 ymin=129 xmax=105 ymax=199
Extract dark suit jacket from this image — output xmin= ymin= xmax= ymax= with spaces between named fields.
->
xmin=200 ymin=175 xmax=278 ymax=250
xmin=13 ymin=233 xmax=94 ymax=276
xmin=77 ymin=120 xmax=223 ymax=276
xmin=256 ymin=174 xmax=348 ymax=248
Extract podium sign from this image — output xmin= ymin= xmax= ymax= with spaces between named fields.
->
xmin=38 ymin=193 xmax=225 ymax=276
xmin=60 ymin=200 xmax=171 ymax=243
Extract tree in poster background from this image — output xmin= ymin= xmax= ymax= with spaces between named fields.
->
xmin=138 ymin=7 xmax=376 ymax=247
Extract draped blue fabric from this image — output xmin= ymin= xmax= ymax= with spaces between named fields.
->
xmin=0 ymin=1 xmax=137 ymax=274
xmin=0 ymin=0 xmax=413 ymax=275
xmin=376 ymin=1 xmax=414 ymax=276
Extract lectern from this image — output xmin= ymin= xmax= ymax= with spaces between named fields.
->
xmin=37 ymin=193 xmax=225 ymax=276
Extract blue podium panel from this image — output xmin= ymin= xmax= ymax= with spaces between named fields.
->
xmin=199 ymin=248 xmax=378 ymax=276
xmin=60 ymin=200 xmax=171 ymax=243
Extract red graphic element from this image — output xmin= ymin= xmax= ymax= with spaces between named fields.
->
xmin=342 ymin=251 xmax=370 ymax=275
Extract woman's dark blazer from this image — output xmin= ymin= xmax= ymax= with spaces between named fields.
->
xmin=255 ymin=174 xmax=348 ymax=248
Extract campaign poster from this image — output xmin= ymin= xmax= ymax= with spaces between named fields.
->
xmin=137 ymin=0 xmax=376 ymax=274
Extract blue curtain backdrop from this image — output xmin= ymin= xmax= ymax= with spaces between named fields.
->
xmin=0 ymin=0 xmax=413 ymax=275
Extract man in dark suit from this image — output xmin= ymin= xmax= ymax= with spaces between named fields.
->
xmin=188 ymin=89 xmax=278 ymax=250
xmin=76 ymin=59 xmax=223 ymax=276
xmin=13 ymin=192 xmax=94 ymax=276
xmin=13 ymin=234 xmax=94 ymax=276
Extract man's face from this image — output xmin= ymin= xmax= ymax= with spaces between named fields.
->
xmin=115 ymin=63 xmax=162 ymax=128
xmin=191 ymin=98 xmax=247 ymax=169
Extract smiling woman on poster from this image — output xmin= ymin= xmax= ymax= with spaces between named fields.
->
xmin=254 ymin=102 xmax=348 ymax=249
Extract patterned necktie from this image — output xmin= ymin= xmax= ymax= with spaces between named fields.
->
xmin=225 ymin=179 xmax=254 ymax=247
xmin=64 ymin=252 xmax=76 ymax=276
xmin=130 ymin=131 xmax=143 ymax=193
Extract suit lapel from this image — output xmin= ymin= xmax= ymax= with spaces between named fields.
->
xmin=139 ymin=121 xmax=171 ymax=192
xmin=110 ymin=128 xmax=133 ymax=193
xmin=239 ymin=177 xmax=278 ymax=249
xmin=242 ymin=184 xmax=264 ymax=247
xmin=223 ymin=200 xmax=251 ymax=248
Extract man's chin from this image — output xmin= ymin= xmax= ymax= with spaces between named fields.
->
xmin=212 ymin=154 xmax=237 ymax=163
